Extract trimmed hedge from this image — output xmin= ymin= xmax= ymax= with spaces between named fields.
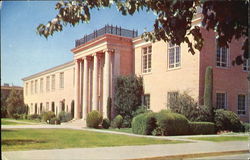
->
xmin=41 ymin=111 xmax=55 ymax=123
xmin=243 ymin=123 xmax=250 ymax=132
xmin=155 ymin=110 xmax=189 ymax=136
xmin=111 ymin=115 xmax=123 ymax=129
xmin=86 ymin=110 xmax=103 ymax=128
xmin=102 ymin=118 xmax=110 ymax=129
xmin=50 ymin=117 xmax=61 ymax=125
xmin=132 ymin=112 xmax=157 ymax=135
xmin=58 ymin=111 xmax=72 ymax=122
xmin=189 ymin=122 xmax=215 ymax=135
xmin=214 ymin=109 xmax=243 ymax=132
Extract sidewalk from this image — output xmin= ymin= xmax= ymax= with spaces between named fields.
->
xmin=2 ymin=140 xmax=248 ymax=160
xmin=2 ymin=125 xmax=249 ymax=160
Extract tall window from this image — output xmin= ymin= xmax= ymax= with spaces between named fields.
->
xmin=52 ymin=75 xmax=55 ymax=91
xmin=216 ymin=93 xmax=227 ymax=109
xmin=40 ymin=78 xmax=43 ymax=93
xmin=46 ymin=76 xmax=50 ymax=92
xmin=243 ymin=59 xmax=249 ymax=71
xmin=216 ymin=43 xmax=229 ymax=67
xmin=26 ymin=83 xmax=28 ymax=96
xmin=143 ymin=94 xmax=150 ymax=109
xmin=168 ymin=43 xmax=181 ymax=69
xmin=238 ymin=94 xmax=246 ymax=115
xmin=35 ymin=80 xmax=38 ymax=94
xmin=60 ymin=72 xmax=64 ymax=89
xmin=142 ymin=46 xmax=152 ymax=73
xmin=167 ymin=91 xmax=179 ymax=108
xmin=31 ymin=81 xmax=33 ymax=95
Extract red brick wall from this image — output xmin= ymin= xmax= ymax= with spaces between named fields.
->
xmin=199 ymin=28 xmax=249 ymax=122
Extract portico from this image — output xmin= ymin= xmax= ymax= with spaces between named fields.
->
xmin=73 ymin=49 xmax=114 ymax=120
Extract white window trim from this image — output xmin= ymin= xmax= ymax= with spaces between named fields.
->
xmin=216 ymin=92 xmax=228 ymax=109
xmin=215 ymin=38 xmax=230 ymax=69
xmin=167 ymin=43 xmax=181 ymax=70
xmin=237 ymin=94 xmax=247 ymax=116
xmin=141 ymin=45 xmax=152 ymax=74
xmin=242 ymin=59 xmax=250 ymax=72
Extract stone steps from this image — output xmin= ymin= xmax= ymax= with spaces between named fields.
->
xmin=61 ymin=119 xmax=86 ymax=127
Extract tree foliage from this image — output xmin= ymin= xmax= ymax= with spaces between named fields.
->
xmin=6 ymin=89 xmax=27 ymax=118
xmin=37 ymin=0 xmax=248 ymax=64
xmin=114 ymin=75 xmax=144 ymax=121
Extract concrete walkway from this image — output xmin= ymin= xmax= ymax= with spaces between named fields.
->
xmin=2 ymin=124 xmax=250 ymax=160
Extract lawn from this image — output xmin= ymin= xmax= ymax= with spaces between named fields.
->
xmin=2 ymin=128 xmax=186 ymax=151
xmin=189 ymin=136 xmax=248 ymax=142
xmin=102 ymin=128 xmax=132 ymax=133
xmin=1 ymin=118 xmax=42 ymax=125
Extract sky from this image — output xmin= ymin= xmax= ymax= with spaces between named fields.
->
xmin=1 ymin=1 xmax=156 ymax=86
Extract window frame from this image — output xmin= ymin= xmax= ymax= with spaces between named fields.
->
xmin=243 ymin=59 xmax=250 ymax=72
xmin=216 ymin=92 xmax=227 ymax=109
xmin=237 ymin=94 xmax=247 ymax=115
xmin=46 ymin=76 xmax=50 ymax=92
xmin=59 ymin=72 xmax=64 ymax=89
xmin=168 ymin=43 xmax=181 ymax=70
xmin=143 ymin=94 xmax=150 ymax=109
xmin=40 ymin=78 xmax=43 ymax=93
xmin=51 ymin=74 xmax=56 ymax=91
xmin=216 ymin=39 xmax=230 ymax=68
xmin=141 ymin=45 xmax=152 ymax=74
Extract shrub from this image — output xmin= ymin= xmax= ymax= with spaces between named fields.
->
xmin=189 ymin=122 xmax=216 ymax=135
xmin=50 ymin=117 xmax=61 ymax=125
xmin=111 ymin=115 xmax=123 ymax=129
xmin=132 ymin=105 xmax=150 ymax=117
xmin=122 ymin=115 xmax=132 ymax=128
xmin=243 ymin=123 xmax=250 ymax=132
xmin=28 ymin=114 xmax=40 ymax=120
xmin=86 ymin=110 xmax=103 ymax=128
xmin=13 ymin=113 xmax=21 ymax=120
xmin=20 ymin=114 xmax=28 ymax=120
xmin=107 ymin=97 xmax=112 ymax=120
xmin=155 ymin=110 xmax=189 ymax=136
xmin=41 ymin=111 xmax=55 ymax=123
xmin=203 ymin=66 xmax=213 ymax=117
xmin=214 ymin=109 xmax=243 ymax=132
xmin=59 ymin=111 xmax=72 ymax=122
xmin=132 ymin=112 xmax=157 ymax=135
xmin=102 ymin=118 xmax=110 ymax=129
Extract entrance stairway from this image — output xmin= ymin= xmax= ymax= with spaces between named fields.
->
xmin=61 ymin=119 xmax=86 ymax=127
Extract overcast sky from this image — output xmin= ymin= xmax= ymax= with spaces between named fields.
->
xmin=1 ymin=1 xmax=156 ymax=86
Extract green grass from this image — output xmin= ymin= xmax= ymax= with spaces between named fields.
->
xmin=2 ymin=128 xmax=186 ymax=151
xmin=1 ymin=118 xmax=42 ymax=125
xmin=101 ymin=128 xmax=132 ymax=133
xmin=189 ymin=136 xmax=249 ymax=142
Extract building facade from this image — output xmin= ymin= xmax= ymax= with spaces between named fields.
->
xmin=23 ymin=24 xmax=249 ymax=122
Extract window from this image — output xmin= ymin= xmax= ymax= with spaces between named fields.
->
xmin=46 ymin=102 xmax=49 ymax=112
xmin=26 ymin=83 xmax=28 ymax=96
xmin=243 ymin=59 xmax=250 ymax=71
xmin=40 ymin=78 xmax=43 ymax=93
xmin=46 ymin=76 xmax=50 ymax=92
xmin=238 ymin=95 xmax=246 ymax=115
xmin=168 ymin=43 xmax=181 ymax=69
xmin=167 ymin=91 xmax=179 ymax=108
xmin=35 ymin=80 xmax=38 ymax=94
xmin=142 ymin=46 xmax=152 ymax=73
xmin=216 ymin=93 xmax=227 ymax=109
xmin=31 ymin=81 xmax=33 ymax=95
xmin=216 ymin=43 xmax=229 ymax=67
xmin=52 ymin=75 xmax=55 ymax=91
xmin=60 ymin=72 xmax=64 ymax=89
xmin=143 ymin=94 xmax=150 ymax=109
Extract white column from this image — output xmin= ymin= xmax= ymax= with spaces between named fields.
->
xmin=82 ymin=57 xmax=89 ymax=119
xmin=92 ymin=53 xmax=98 ymax=111
xmin=103 ymin=50 xmax=111 ymax=118
xmin=74 ymin=59 xmax=80 ymax=119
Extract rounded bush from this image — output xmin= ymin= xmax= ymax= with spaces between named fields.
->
xmin=59 ymin=111 xmax=72 ymax=122
xmin=50 ymin=117 xmax=61 ymax=125
xmin=102 ymin=118 xmax=110 ymax=129
xmin=111 ymin=115 xmax=123 ymax=129
xmin=243 ymin=123 xmax=250 ymax=132
xmin=28 ymin=114 xmax=41 ymax=120
xmin=189 ymin=122 xmax=215 ymax=135
xmin=86 ymin=110 xmax=103 ymax=128
xmin=132 ymin=112 xmax=157 ymax=135
xmin=214 ymin=109 xmax=243 ymax=132
xmin=155 ymin=110 xmax=189 ymax=136
xmin=41 ymin=111 xmax=55 ymax=123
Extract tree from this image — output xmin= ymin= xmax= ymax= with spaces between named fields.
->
xmin=6 ymin=89 xmax=27 ymax=117
xmin=37 ymin=0 xmax=248 ymax=65
xmin=114 ymin=75 xmax=144 ymax=126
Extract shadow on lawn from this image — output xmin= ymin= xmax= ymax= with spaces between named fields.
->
xmin=2 ymin=139 xmax=47 ymax=145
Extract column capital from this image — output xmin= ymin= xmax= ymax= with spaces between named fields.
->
xmin=82 ymin=56 xmax=92 ymax=61
xmin=75 ymin=58 xmax=83 ymax=63
xmin=92 ymin=52 xmax=102 ymax=57
xmin=103 ymin=48 xmax=115 ymax=54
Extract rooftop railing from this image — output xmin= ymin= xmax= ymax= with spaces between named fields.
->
xmin=75 ymin=25 xmax=138 ymax=47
